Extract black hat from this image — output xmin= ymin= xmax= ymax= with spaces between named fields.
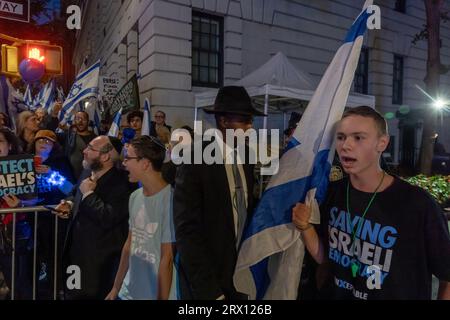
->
xmin=203 ymin=86 xmax=267 ymax=116
xmin=284 ymin=112 xmax=301 ymax=136
xmin=108 ymin=136 xmax=124 ymax=154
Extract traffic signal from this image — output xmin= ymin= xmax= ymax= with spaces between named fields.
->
xmin=1 ymin=41 xmax=63 ymax=77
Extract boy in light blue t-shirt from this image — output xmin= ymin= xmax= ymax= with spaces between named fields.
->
xmin=106 ymin=135 xmax=177 ymax=300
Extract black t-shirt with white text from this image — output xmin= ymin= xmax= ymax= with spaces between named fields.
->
xmin=320 ymin=176 xmax=450 ymax=300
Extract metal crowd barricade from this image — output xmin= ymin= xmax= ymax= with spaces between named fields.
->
xmin=0 ymin=205 xmax=60 ymax=300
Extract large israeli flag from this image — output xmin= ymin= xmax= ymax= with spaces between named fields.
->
xmin=234 ymin=0 xmax=374 ymax=300
xmin=141 ymin=98 xmax=152 ymax=136
xmin=108 ymin=107 xmax=123 ymax=137
xmin=59 ymin=60 xmax=100 ymax=124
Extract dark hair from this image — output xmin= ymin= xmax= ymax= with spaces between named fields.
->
xmin=0 ymin=127 xmax=22 ymax=155
xmin=0 ymin=112 xmax=11 ymax=128
xmin=127 ymin=110 xmax=144 ymax=124
xmin=129 ymin=135 xmax=166 ymax=172
xmin=214 ymin=113 xmax=253 ymax=130
xmin=342 ymin=106 xmax=388 ymax=136
xmin=180 ymin=125 xmax=194 ymax=138
xmin=155 ymin=110 xmax=166 ymax=118
xmin=75 ymin=111 xmax=89 ymax=120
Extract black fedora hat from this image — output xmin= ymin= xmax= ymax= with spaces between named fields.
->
xmin=204 ymin=86 xmax=267 ymax=116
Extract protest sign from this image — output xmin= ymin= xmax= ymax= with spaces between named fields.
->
xmin=100 ymin=76 xmax=120 ymax=107
xmin=109 ymin=74 xmax=140 ymax=117
xmin=0 ymin=154 xmax=36 ymax=197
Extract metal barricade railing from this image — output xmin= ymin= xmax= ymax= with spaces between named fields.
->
xmin=0 ymin=205 xmax=60 ymax=300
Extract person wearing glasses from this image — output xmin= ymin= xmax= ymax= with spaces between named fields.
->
xmin=106 ymin=135 xmax=177 ymax=300
xmin=28 ymin=130 xmax=75 ymax=299
xmin=54 ymin=136 xmax=135 ymax=300
xmin=173 ymin=86 xmax=266 ymax=299
xmin=150 ymin=110 xmax=172 ymax=143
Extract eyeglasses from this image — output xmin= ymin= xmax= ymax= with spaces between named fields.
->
xmin=86 ymin=143 xmax=108 ymax=153
xmin=36 ymin=138 xmax=54 ymax=145
xmin=123 ymin=156 xmax=141 ymax=162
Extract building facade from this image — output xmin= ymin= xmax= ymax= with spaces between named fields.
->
xmin=73 ymin=0 xmax=450 ymax=170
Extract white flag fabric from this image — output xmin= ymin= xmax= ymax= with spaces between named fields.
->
xmin=141 ymin=98 xmax=152 ymax=136
xmin=85 ymin=99 xmax=102 ymax=135
xmin=57 ymin=86 xmax=65 ymax=102
xmin=108 ymin=107 xmax=123 ymax=137
xmin=23 ymin=84 xmax=34 ymax=110
xmin=59 ymin=60 xmax=100 ymax=125
xmin=41 ymin=80 xmax=56 ymax=111
xmin=33 ymin=80 xmax=56 ymax=111
xmin=234 ymin=0 xmax=374 ymax=300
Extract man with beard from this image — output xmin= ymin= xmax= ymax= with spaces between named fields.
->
xmin=59 ymin=111 xmax=97 ymax=179
xmin=54 ymin=135 xmax=134 ymax=300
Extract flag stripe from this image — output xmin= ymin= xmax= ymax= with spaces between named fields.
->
xmin=235 ymin=0 xmax=373 ymax=300
xmin=76 ymin=61 xmax=101 ymax=82
xmin=243 ymin=149 xmax=330 ymax=240
xmin=60 ymin=87 xmax=98 ymax=121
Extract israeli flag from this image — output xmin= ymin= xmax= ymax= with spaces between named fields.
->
xmin=234 ymin=0 xmax=374 ymax=300
xmin=0 ymin=76 xmax=27 ymax=130
xmin=108 ymin=107 xmax=123 ymax=137
xmin=40 ymin=80 xmax=56 ymax=111
xmin=84 ymin=99 xmax=102 ymax=135
xmin=33 ymin=82 xmax=46 ymax=109
xmin=57 ymin=86 xmax=65 ymax=102
xmin=59 ymin=60 xmax=100 ymax=125
xmin=141 ymin=98 xmax=152 ymax=136
xmin=24 ymin=84 xmax=34 ymax=110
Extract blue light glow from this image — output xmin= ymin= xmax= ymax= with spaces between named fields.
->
xmin=46 ymin=171 xmax=66 ymax=186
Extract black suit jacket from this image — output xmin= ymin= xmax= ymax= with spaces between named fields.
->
xmin=63 ymin=167 xmax=134 ymax=300
xmin=173 ymin=146 xmax=255 ymax=300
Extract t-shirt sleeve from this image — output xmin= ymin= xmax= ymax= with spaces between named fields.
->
xmin=128 ymin=190 xmax=137 ymax=229
xmin=161 ymin=189 xmax=176 ymax=244
xmin=424 ymin=193 xmax=450 ymax=281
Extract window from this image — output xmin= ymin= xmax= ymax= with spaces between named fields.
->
xmin=395 ymin=0 xmax=406 ymax=13
xmin=354 ymin=47 xmax=369 ymax=94
xmin=192 ymin=12 xmax=223 ymax=87
xmin=392 ymin=55 xmax=404 ymax=105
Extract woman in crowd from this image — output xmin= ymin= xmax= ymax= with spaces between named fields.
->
xmin=0 ymin=127 xmax=32 ymax=300
xmin=28 ymin=129 xmax=75 ymax=299
xmin=17 ymin=111 xmax=40 ymax=151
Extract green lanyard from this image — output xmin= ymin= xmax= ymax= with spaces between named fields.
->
xmin=346 ymin=171 xmax=385 ymax=278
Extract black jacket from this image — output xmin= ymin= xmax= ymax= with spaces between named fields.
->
xmin=173 ymin=145 xmax=255 ymax=300
xmin=63 ymin=167 xmax=134 ymax=300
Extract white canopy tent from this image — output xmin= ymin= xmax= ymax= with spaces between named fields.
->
xmin=194 ymin=52 xmax=375 ymax=131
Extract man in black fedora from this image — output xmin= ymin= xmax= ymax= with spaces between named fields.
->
xmin=174 ymin=86 xmax=266 ymax=299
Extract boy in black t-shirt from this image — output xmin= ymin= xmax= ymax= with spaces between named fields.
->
xmin=292 ymin=106 xmax=450 ymax=300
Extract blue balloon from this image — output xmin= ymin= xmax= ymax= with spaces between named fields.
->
xmin=19 ymin=58 xmax=45 ymax=82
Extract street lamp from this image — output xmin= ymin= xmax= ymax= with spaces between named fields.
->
xmin=433 ymin=98 xmax=446 ymax=110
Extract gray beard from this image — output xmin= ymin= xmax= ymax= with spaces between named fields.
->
xmin=83 ymin=158 xmax=103 ymax=172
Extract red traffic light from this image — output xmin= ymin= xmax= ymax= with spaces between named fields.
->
xmin=28 ymin=48 xmax=45 ymax=62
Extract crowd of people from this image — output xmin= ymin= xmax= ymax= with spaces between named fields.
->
xmin=0 ymin=85 xmax=449 ymax=300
